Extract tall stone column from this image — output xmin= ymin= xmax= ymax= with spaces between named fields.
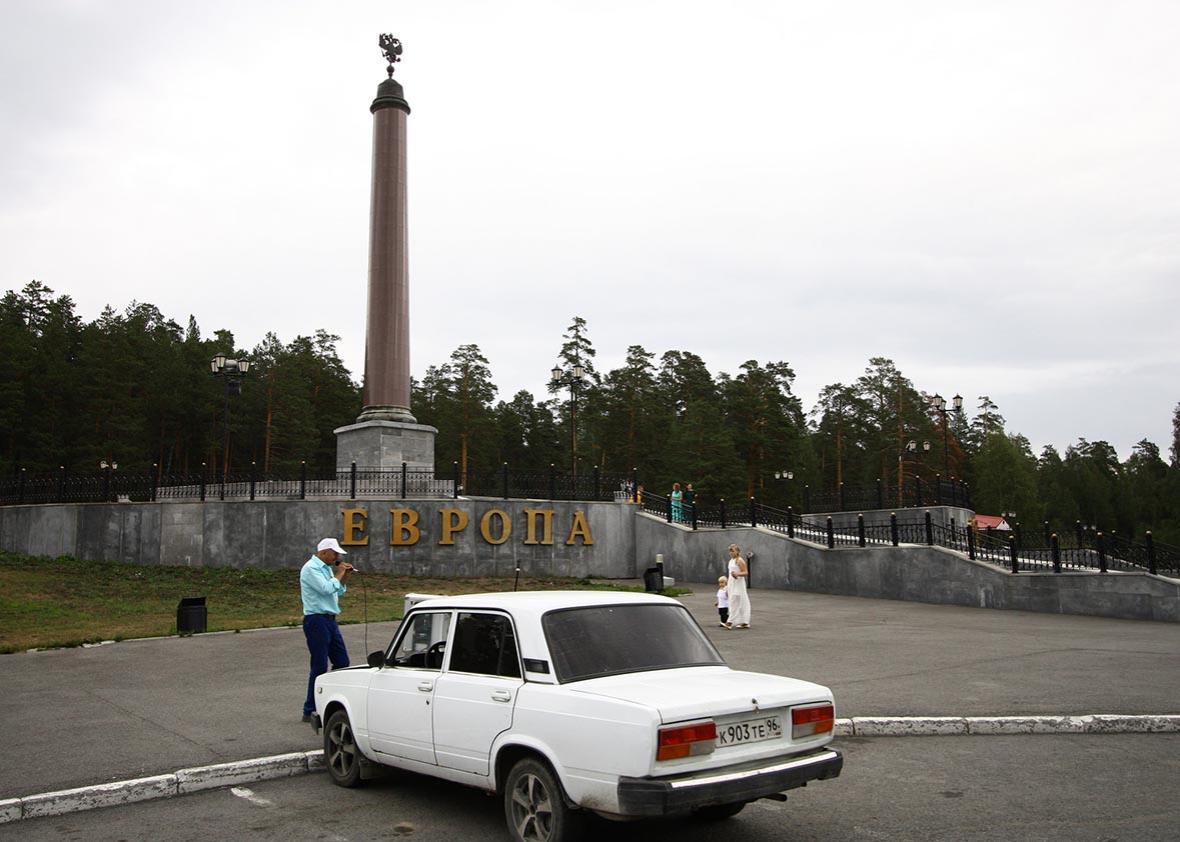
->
xmin=358 ymin=75 xmax=413 ymax=423
xmin=336 ymin=36 xmax=437 ymax=472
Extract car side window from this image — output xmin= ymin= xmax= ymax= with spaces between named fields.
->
xmin=389 ymin=611 xmax=452 ymax=670
xmin=448 ymin=612 xmax=521 ymax=678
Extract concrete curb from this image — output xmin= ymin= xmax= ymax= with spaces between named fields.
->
xmin=833 ymin=714 xmax=1180 ymax=737
xmin=0 ymin=750 xmax=324 ymax=825
xmin=4 ymin=715 xmax=1179 ymax=824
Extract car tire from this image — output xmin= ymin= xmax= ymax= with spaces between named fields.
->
xmin=504 ymin=757 xmax=584 ymax=842
xmin=693 ymin=801 xmax=747 ymax=820
xmin=324 ymin=709 xmax=362 ymax=788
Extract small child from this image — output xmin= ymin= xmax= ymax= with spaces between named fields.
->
xmin=716 ymin=576 xmax=730 ymax=628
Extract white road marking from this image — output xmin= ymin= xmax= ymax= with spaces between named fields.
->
xmin=230 ymin=786 xmax=273 ymax=807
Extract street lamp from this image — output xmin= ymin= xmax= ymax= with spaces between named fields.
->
xmin=98 ymin=460 xmax=119 ymax=501
xmin=774 ymin=470 xmax=794 ymax=507
xmin=927 ymin=392 xmax=962 ymax=478
xmin=550 ymin=360 xmax=588 ymax=481
xmin=898 ymin=440 xmax=931 ymax=507
xmin=210 ymin=354 xmax=250 ymax=476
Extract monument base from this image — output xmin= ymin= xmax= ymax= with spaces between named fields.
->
xmin=335 ymin=420 xmax=438 ymax=472
xmin=357 ymin=404 xmax=418 ymax=424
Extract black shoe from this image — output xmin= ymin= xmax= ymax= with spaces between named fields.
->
xmin=301 ymin=713 xmax=312 ymax=723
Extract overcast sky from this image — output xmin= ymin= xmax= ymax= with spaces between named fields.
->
xmin=2 ymin=1 xmax=1177 ymax=460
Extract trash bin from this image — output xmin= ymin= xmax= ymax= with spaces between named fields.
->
xmin=177 ymin=596 xmax=207 ymax=634
xmin=643 ymin=565 xmax=665 ymax=593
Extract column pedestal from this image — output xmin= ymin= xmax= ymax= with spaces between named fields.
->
xmin=334 ymin=420 xmax=437 ymax=472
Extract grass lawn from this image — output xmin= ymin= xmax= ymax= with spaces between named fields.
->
xmin=0 ymin=552 xmax=683 ymax=654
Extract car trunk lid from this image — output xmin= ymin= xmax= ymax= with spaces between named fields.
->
xmin=569 ymin=666 xmax=831 ymax=723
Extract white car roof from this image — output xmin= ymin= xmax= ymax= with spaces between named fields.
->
xmin=408 ymin=590 xmax=687 ymax=683
xmin=411 ymin=589 xmax=679 ymax=619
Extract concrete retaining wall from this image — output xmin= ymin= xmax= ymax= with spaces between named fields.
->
xmin=635 ymin=514 xmax=1180 ymax=623
xmin=0 ymin=499 xmax=635 ymax=579
xmin=3 ymin=501 xmax=1176 ymax=621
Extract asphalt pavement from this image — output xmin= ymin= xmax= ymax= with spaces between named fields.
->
xmin=7 ymin=735 xmax=1179 ymax=841
xmin=3 ymin=584 xmax=1178 ymax=800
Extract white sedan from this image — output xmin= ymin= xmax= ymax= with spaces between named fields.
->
xmin=312 ymin=591 xmax=842 ymax=841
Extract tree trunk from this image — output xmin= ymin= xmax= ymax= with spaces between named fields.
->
xmin=263 ymin=378 xmax=274 ymax=474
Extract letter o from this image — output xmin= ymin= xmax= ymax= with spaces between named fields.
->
xmin=480 ymin=509 xmax=511 ymax=545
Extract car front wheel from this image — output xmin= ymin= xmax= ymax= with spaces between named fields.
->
xmin=504 ymin=757 xmax=584 ymax=842
xmin=324 ymin=709 xmax=362 ymax=788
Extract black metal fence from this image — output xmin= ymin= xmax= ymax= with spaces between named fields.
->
xmin=638 ymin=493 xmax=1178 ymax=578
xmin=797 ymin=475 xmax=971 ymax=513
xmin=458 ymin=463 xmax=634 ymax=503
xmin=5 ymin=462 xmax=1175 ymax=577
xmin=2 ymin=463 xmax=972 ymax=515
xmin=0 ymin=462 xmax=638 ymax=505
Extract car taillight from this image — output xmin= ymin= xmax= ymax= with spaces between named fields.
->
xmin=656 ymin=720 xmax=717 ymax=761
xmin=792 ymin=703 xmax=834 ymax=739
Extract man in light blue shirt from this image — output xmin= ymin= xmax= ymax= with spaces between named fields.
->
xmin=300 ymin=537 xmax=354 ymax=721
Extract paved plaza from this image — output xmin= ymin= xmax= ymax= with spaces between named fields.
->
xmin=3 ymin=585 xmax=1177 ymax=801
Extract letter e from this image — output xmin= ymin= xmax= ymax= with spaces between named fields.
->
xmin=341 ymin=508 xmax=369 ymax=546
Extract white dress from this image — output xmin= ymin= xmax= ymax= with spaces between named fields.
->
xmin=726 ymin=558 xmax=751 ymax=626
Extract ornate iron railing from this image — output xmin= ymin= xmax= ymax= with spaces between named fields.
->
xmin=633 ymin=495 xmax=1177 ymax=578
xmin=0 ymin=462 xmax=637 ymax=505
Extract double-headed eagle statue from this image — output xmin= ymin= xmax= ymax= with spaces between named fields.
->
xmin=379 ymin=34 xmax=402 ymax=78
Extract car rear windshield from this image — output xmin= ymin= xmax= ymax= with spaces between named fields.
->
xmin=542 ymin=604 xmax=725 ymax=683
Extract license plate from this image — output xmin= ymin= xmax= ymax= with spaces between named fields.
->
xmin=716 ymin=715 xmax=783 ymax=747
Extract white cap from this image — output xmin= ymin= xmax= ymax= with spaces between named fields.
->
xmin=317 ymin=538 xmax=347 ymax=555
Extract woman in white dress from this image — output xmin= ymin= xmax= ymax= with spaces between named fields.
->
xmin=725 ymin=544 xmax=751 ymax=629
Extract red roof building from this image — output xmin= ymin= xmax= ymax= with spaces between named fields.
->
xmin=972 ymin=514 xmax=1011 ymax=531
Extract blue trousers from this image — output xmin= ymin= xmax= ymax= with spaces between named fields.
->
xmin=303 ymin=614 xmax=349 ymax=716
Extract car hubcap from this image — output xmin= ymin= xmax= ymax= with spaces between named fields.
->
xmin=328 ymin=720 xmax=355 ymax=778
xmin=511 ymin=772 xmax=553 ymax=841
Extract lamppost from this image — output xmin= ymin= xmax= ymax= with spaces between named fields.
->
xmin=550 ymin=359 xmax=588 ymax=481
xmin=210 ymin=354 xmax=250 ymax=476
xmin=100 ymin=459 xmax=118 ymax=502
xmin=898 ymin=439 xmax=930 ymax=507
xmin=927 ymin=393 xmax=963 ymax=479
xmin=774 ymin=469 xmax=794 ymax=507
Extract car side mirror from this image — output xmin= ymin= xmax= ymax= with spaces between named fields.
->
xmin=367 ymin=650 xmax=386 ymax=669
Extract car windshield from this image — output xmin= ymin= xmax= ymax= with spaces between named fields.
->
xmin=542 ymin=603 xmax=725 ymax=683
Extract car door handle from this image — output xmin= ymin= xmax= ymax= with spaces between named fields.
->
xmin=491 ymin=690 xmax=512 ymax=702
xmin=418 ymin=681 xmax=434 ymax=692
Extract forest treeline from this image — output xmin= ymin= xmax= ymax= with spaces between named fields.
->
xmin=4 ymin=281 xmax=1179 ymax=543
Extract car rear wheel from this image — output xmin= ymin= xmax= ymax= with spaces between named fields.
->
xmin=693 ymin=801 xmax=747 ymax=820
xmin=504 ymin=757 xmax=584 ymax=842
xmin=324 ymin=709 xmax=362 ymax=788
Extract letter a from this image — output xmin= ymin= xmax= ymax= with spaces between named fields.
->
xmin=566 ymin=511 xmax=594 ymax=545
